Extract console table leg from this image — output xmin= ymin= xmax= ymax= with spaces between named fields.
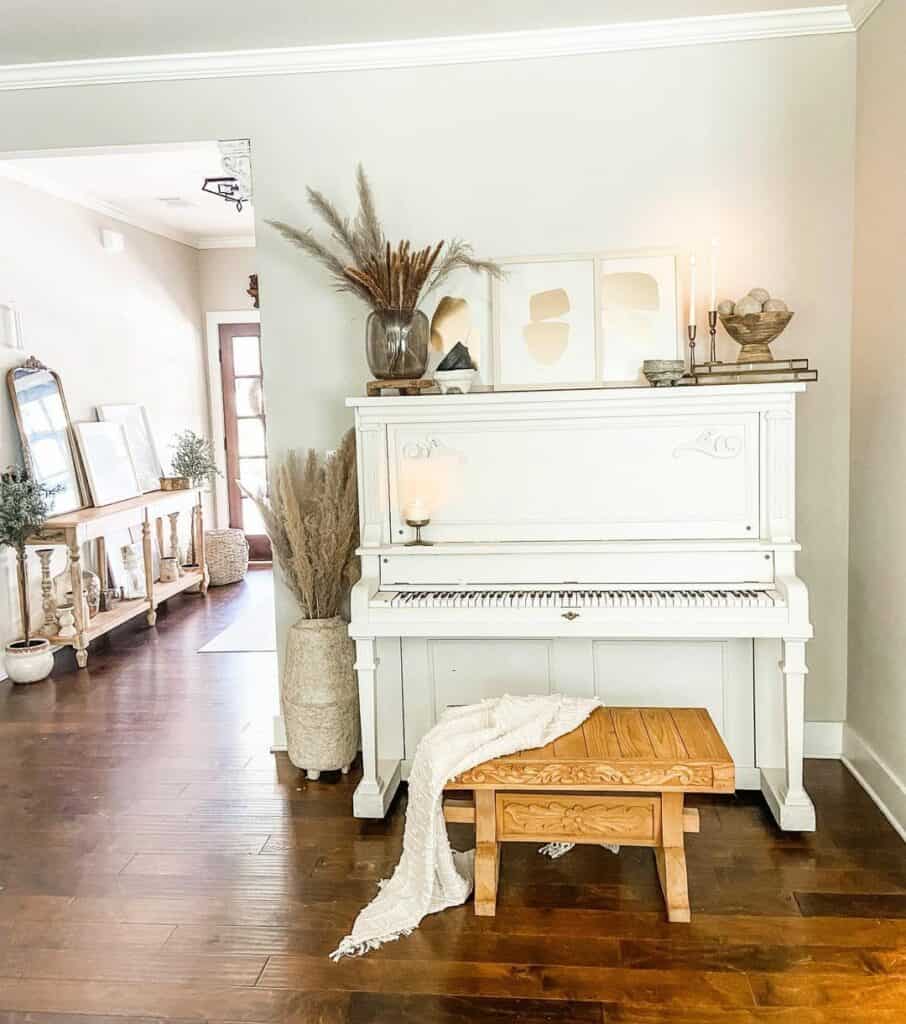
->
xmin=655 ymin=792 xmax=690 ymax=923
xmin=142 ymin=515 xmax=157 ymax=626
xmin=68 ymin=539 xmax=89 ymax=669
xmin=474 ymin=789 xmax=499 ymax=917
xmin=197 ymin=495 xmax=209 ymax=595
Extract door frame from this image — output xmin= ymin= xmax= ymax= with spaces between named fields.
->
xmin=204 ymin=309 xmax=260 ymax=532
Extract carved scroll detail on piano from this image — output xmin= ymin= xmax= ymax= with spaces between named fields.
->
xmin=672 ymin=430 xmax=743 ymax=460
xmin=454 ymin=761 xmax=710 ymax=788
xmin=500 ymin=799 xmax=655 ymax=840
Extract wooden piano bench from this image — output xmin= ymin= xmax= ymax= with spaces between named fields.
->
xmin=443 ymin=706 xmax=735 ymax=923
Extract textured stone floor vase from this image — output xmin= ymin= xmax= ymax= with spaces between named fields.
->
xmin=282 ymin=616 xmax=359 ymax=779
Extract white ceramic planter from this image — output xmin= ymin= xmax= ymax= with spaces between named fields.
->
xmin=4 ymin=639 xmax=55 ymax=684
xmin=282 ymin=616 xmax=359 ymax=779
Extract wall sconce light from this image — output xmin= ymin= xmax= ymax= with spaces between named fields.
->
xmin=0 ymin=303 xmax=23 ymax=350
xmin=100 ymin=228 xmax=125 ymax=253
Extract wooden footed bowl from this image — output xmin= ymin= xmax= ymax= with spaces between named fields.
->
xmin=719 ymin=311 xmax=794 ymax=363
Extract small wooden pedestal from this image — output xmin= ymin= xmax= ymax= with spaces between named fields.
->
xmin=444 ymin=706 xmax=735 ymax=923
xmin=365 ymin=378 xmax=434 ymax=397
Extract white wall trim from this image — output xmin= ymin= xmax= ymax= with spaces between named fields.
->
xmin=204 ymin=310 xmax=260 ymax=532
xmin=0 ymin=6 xmax=855 ymax=93
xmin=803 ymin=720 xmax=843 ymax=758
xmin=842 ymin=724 xmax=906 ymax=843
xmin=848 ymin=0 xmax=886 ymax=28
xmin=0 ymin=160 xmax=255 ymax=251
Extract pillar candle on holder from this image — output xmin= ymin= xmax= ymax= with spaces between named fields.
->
xmin=404 ymin=497 xmax=429 ymax=523
xmin=688 ymin=255 xmax=697 ymax=328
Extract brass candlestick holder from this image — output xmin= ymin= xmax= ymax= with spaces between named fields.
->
xmin=404 ymin=517 xmax=433 ymax=547
xmin=702 ymin=309 xmax=721 ymax=366
xmin=686 ymin=324 xmax=698 ymax=376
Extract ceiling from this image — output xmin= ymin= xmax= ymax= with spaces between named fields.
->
xmin=0 ymin=142 xmax=255 ymax=249
xmin=0 ymin=0 xmax=850 ymax=65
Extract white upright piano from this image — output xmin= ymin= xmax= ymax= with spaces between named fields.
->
xmin=347 ymin=383 xmax=814 ymax=831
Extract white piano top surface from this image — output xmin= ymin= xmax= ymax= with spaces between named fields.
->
xmin=358 ymin=539 xmax=802 ymax=556
xmin=346 ymin=381 xmax=807 ymax=408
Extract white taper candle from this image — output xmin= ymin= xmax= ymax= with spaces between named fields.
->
xmin=688 ymin=255 xmax=697 ymax=328
xmin=709 ymin=239 xmax=719 ymax=311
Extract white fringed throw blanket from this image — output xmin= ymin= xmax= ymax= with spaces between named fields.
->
xmin=331 ymin=693 xmax=600 ymax=960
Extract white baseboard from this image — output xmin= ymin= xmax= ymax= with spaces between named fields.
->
xmin=271 ymin=713 xmax=287 ymax=752
xmin=804 ymin=720 xmax=843 ymax=758
xmin=842 ymin=724 xmax=906 ymax=843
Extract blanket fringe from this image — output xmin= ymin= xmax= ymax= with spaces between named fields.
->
xmin=539 ymin=841 xmax=620 ymax=859
xmin=330 ymin=926 xmax=415 ymax=962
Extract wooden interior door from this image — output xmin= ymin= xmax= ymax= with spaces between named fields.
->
xmin=219 ymin=322 xmax=272 ymax=561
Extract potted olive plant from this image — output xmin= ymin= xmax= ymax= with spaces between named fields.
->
xmin=165 ymin=430 xmax=222 ymax=567
xmin=243 ymin=431 xmax=360 ymax=779
xmin=0 ymin=467 xmax=60 ymax=684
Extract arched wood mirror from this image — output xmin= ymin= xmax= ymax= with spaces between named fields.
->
xmin=6 ymin=357 xmax=88 ymax=515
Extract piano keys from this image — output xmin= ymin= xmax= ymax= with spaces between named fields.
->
xmin=347 ymin=383 xmax=815 ymax=832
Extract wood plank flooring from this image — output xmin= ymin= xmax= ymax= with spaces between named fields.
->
xmin=0 ymin=566 xmax=903 ymax=1022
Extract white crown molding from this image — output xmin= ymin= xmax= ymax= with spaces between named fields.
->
xmin=196 ymin=234 xmax=256 ymax=249
xmin=0 ymin=6 xmax=854 ymax=93
xmin=0 ymin=161 xmax=254 ymax=250
xmin=848 ymin=0 xmax=886 ymax=28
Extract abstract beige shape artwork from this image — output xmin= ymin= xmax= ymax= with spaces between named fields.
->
xmin=524 ymin=320 xmax=570 ymax=366
xmin=495 ymin=258 xmax=596 ymax=387
xmin=600 ymin=255 xmax=679 ymax=382
xmin=528 ymin=288 xmax=571 ymax=323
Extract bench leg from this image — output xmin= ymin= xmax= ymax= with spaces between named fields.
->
xmin=654 ymin=792 xmax=691 ymax=923
xmin=473 ymin=789 xmax=499 ymax=917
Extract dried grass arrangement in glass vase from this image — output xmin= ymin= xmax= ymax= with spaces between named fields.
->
xmin=243 ymin=430 xmax=361 ymax=779
xmin=268 ymin=165 xmax=502 ymax=380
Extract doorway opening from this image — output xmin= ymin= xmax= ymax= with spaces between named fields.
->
xmin=218 ymin=320 xmax=271 ymax=561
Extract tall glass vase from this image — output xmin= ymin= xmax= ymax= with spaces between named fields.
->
xmin=366 ymin=309 xmax=429 ymax=380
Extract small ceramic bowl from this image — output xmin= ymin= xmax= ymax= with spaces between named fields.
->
xmin=434 ymin=369 xmax=477 ymax=394
xmin=642 ymin=359 xmax=685 ymax=387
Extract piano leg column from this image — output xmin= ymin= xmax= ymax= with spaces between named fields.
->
xmin=352 ymin=637 xmax=401 ymax=818
xmin=757 ymin=637 xmax=816 ymax=832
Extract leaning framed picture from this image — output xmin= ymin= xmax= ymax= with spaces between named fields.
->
xmin=97 ymin=403 xmax=162 ymax=493
xmin=599 ymin=252 xmax=680 ymax=383
xmin=489 ymin=250 xmax=680 ymax=388
xmin=74 ymin=421 xmax=142 ymax=507
xmin=491 ymin=256 xmax=597 ymax=388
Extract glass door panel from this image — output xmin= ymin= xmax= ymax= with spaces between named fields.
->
xmin=219 ymin=322 xmax=272 ymax=561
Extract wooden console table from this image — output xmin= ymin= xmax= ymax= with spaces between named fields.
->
xmin=27 ymin=489 xmax=208 ymax=668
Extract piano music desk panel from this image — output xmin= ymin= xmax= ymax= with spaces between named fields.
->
xmin=348 ymin=385 xmax=814 ymax=831
xmin=387 ymin=413 xmax=760 ymax=542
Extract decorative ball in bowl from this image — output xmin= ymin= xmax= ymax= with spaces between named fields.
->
xmin=642 ymin=359 xmax=685 ymax=387
xmin=434 ymin=368 xmax=477 ymax=394
xmin=719 ymin=311 xmax=794 ymax=363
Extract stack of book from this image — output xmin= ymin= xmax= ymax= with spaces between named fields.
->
xmin=681 ymin=357 xmax=817 ymax=386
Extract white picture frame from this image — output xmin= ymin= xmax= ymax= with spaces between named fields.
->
xmin=489 ymin=250 xmax=681 ymax=388
xmin=599 ymin=252 xmax=681 ymax=383
xmin=107 ymin=529 xmax=148 ymax=598
xmin=74 ymin=421 xmax=142 ymax=507
xmin=492 ymin=255 xmax=598 ymax=388
xmin=97 ymin=403 xmax=162 ymax=493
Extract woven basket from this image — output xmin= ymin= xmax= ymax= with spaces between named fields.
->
xmin=205 ymin=529 xmax=249 ymax=586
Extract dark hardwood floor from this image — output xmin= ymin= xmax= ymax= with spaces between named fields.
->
xmin=0 ymin=569 xmax=903 ymax=1023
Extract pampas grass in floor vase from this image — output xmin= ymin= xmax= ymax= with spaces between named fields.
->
xmin=243 ymin=431 xmax=360 ymax=777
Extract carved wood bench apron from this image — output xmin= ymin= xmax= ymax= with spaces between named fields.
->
xmin=443 ymin=706 xmax=735 ymax=922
